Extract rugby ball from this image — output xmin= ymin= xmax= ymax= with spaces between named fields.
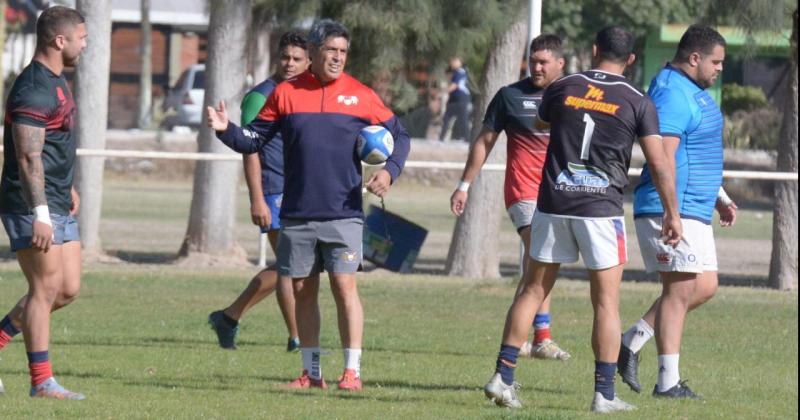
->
xmin=356 ymin=125 xmax=394 ymax=165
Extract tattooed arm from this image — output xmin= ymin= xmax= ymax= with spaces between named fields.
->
xmin=12 ymin=122 xmax=53 ymax=251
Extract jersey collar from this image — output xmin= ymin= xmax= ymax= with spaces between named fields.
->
xmin=665 ymin=63 xmax=705 ymax=91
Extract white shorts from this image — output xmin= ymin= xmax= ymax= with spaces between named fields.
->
xmin=507 ymin=200 xmax=536 ymax=231
xmin=529 ymin=212 xmax=627 ymax=270
xmin=635 ymin=217 xmax=718 ymax=273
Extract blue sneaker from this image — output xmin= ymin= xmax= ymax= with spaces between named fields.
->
xmin=208 ymin=310 xmax=239 ymax=349
xmin=287 ymin=337 xmax=300 ymax=352
xmin=30 ymin=377 xmax=85 ymax=400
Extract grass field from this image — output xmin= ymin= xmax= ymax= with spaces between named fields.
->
xmin=0 ymin=173 xmax=791 ymax=418
xmin=73 ymin=178 xmax=775 ymax=280
xmin=0 ymin=267 xmax=796 ymax=419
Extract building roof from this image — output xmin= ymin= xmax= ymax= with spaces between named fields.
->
xmin=111 ymin=0 xmax=208 ymax=29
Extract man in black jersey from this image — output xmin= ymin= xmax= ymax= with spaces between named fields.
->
xmin=483 ymin=27 xmax=681 ymax=413
xmin=451 ymin=34 xmax=570 ymax=361
xmin=0 ymin=6 xmax=87 ymax=400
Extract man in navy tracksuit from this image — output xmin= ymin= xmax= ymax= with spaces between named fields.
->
xmin=207 ymin=19 xmax=410 ymax=391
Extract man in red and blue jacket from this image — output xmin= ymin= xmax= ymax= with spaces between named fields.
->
xmin=207 ymin=19 xmax=410 ymax=392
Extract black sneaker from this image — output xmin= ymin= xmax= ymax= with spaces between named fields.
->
xmin=617 ymin=342 xmax=641 ymax=393
xmin=286 ymin=337 xmax=300 ymax=353
xmin=208 ymin=310 xmax=239 ymax=349
xmin=653 ymin=381 xmax=701 ymax=399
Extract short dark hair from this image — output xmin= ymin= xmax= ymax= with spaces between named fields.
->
xmin=278 ymin=30 xmax=308 ymax=52
xmin=594 ymin=26 xmax=635 ymax=64
xmin=530 ymin=34 xmax=564 ymax=58
xmin=36 ymin=6 xmax=85 ymax=45
xmin=674 ymin=25 xmax=727 ymax=62
xmin=308 ymin=19 xmax=349 ymax=49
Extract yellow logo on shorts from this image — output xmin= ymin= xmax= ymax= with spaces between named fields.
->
xmin=342 ymin=251 xmax=357 ymax=262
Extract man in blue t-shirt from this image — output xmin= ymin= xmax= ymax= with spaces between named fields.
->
xmin=439 ymin=57 xmax=472 ymax=141
xmin=618 ymin=25 xmax=738 ymax=399
xmin=207 ymin=31 xmax=310 ymax=352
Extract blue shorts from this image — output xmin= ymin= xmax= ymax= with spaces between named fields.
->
xmin=1 ymin=213 xmax=80 ymax=252
xmin=261 ymin=193 xmax=283 ymax=233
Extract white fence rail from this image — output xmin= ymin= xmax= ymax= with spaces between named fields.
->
xmin=68 ymin=148 xmax=800 ymax=181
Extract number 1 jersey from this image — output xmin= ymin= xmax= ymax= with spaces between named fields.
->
xmin=536 ymin=70 xmax=660 ymax=218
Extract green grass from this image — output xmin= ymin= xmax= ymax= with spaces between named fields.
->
xmin=0 ymin=267 xmax=796 ymax=419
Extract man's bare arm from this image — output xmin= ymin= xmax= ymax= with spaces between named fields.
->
xmin=12 ymin=123 xmax=47 ymax=208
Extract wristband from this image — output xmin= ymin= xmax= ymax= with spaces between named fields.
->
xmin=457 ymin=181 xmax=470 ymax=192
xmin=717 ymin=187 xmax=733 ymax=206
xmin=33 ymin=205 xmax=52 ymax=227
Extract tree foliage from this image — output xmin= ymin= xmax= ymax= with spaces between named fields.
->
xmin=252 ymin=0 xmax=524 ymax=112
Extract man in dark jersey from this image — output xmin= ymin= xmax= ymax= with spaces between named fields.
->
xmin=208 ymin=30 xmax=310 ymax=352
xmin=0 ymin=6 xmax=87 ymax=400
xmin=483 ymin=27 xmax=682 ymax=413
xmin=451 ymin=34 xmax=570 ymax=361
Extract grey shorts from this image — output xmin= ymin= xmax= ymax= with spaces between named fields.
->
xmin=276 ymin=218 xmax=363 ymax=277
xmin=507 ymin=200 xmax=536 ymax=231
xmin=1 ymin=213 xmax=80 ymax=252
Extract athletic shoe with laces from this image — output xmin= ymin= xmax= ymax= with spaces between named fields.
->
xmin=617 ymin=342 xmax=641 ymax=393
xmin=653 ymin=380 xmax=701 ymax=399
xmin=30 ymin=377 xmax=85 ymax=400
xmin=590 ymin=392 xmax=635 ymax=413
xmin=518 ymin=341 xmax=532 ymax=357
xmin=286 ymin=337 xmax=301 ymax=353
xmin=483 ymin=372 xmax=522 ymax=408
xmin=208 ymin=310 xmax=239 ymax=350
xmin=337 ymin=368 xmax=363 ymax=391
xmin=285 ymin=370 xmax=327 ymax=389
xmin=531 ymin=339 xmax=571 ymax=361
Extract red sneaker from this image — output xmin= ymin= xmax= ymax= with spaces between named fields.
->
xmin=337 ymin=368 xmax=362 ymax=391
xmin=285 ymin=370 xmax=327 ymax=389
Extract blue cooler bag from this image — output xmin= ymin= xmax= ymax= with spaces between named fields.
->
xmin=362 ymin=204 xmax=428 ymax=273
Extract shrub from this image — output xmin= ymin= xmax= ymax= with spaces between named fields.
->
xmin=723 ymin=108 xmax=781 ymax=150
xmin=721 ymin=83 xmax=769 ymax=115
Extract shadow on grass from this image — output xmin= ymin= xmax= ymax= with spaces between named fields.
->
xmin=49 ymin=336 xmax=219 ymax=349
xmin=1 ymin=247 xmax=769 ymax=288
xmin=112 ymin=250 xmax=179 ymax=264
xmin=410 ymin=257 xmax=770 ymax=288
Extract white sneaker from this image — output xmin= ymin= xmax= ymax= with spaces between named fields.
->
xmin=531 ymin=339 xmax=571 ymax=361
xmin=518 ymin=341 xmax=533 ymax=357
xmin=0 ymin=377 xmax=5 ymax=395
xmin=590 ymin=392 xmax=636 ymax=413
xmin=483 ymin=372 xmax=522 ymax=408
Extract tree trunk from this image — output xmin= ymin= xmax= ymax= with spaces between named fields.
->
xmin=178 ymin=0 xmax=249 ymax=263
xmin=249 ymin=23 xmax=271 ymax=85
xmin=74 ymin=0 xmax=112 ymax=256
xmin=137 ymin=0 xmax=152 ymax=129
xmin=768 ymin=9 xmax=798 ymax=290
xmin=445 ymin=18 xmax=527 ymax=278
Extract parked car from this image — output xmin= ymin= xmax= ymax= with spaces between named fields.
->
xmin=162 ymin=64 xmax=205 ymax=129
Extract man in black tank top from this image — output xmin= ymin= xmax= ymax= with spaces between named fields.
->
xmin=0 ymin=6 xmax=87 ymax=400
xmin=483 ymin=27 xmax=682 ymax=413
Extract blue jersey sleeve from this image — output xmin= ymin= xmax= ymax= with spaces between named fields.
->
xmin=217 ymin=118 xmax=280 ymax=154
xmin=380 ymin=115 xmax=411 ymax=182
xmin=649 ymin=86 xmax=694 ymax=138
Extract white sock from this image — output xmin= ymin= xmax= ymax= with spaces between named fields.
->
xmin=344 ymin=348 xmax=362 ymax=378
xmin=622 ymin=319 xmax=654 ymax=353
xmin=657 ymin=353 xmax=680 ymax=392
xmin=301 ymin=347 xmax=322 ymax=380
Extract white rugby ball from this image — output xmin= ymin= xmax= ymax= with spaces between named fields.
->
xmin=356 ymin=125 xmax=394 ymax=165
